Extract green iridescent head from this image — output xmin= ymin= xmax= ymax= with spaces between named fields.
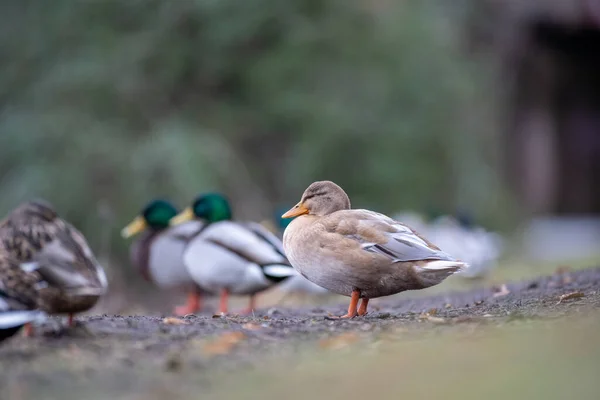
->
xmin=191 ymin=193 xmax=233 ymax=223
xmin=142 ymin=199 xmax=179 ymax=228
xmin=121 ymin=199 xmax=178 ymax=238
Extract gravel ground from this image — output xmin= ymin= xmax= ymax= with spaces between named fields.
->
xmin=1 ymin=266 xmax=599 ymax=399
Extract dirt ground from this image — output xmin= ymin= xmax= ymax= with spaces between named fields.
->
xmin=1 ymin=266 xmax=599 ymax=400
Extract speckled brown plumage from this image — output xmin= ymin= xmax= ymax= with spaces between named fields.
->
xmin=0 ymin=200 xmax=107 ymax=315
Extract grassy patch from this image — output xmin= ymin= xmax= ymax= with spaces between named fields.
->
xmin=207 ymin=310 xmax=600 ymax=400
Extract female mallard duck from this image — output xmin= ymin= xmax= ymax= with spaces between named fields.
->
xmin=121 ymin=199 xmax=209 ymax=315
xmin=282 ymin=181 xmax=468 ymax=318
xmin=169 ymin=193 xmax=296 ymax=314
xmin=0 ymin=200 xmax=108 ymax=329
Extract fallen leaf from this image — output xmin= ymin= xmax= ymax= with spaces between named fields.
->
xmin=493 ymin=284 xmax=510 ymax=297
xmin=319 ymin=332 xmax=359 ymax=350
xmin=425 ymin=316 xmax=447 ymax=324
xmin=557 ymin=291 xmax=585 ymax=305
xmin=162 ymin=317 xmax=188 ymax=325
xmin=242 ymin=322 xmax=262 ymax=331
xmin=203 ymin=331 xmax=246 ymax=356
xmin=418 ymin=308 xmax=438 ymax=320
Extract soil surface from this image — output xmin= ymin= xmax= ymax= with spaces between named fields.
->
xmin=2 ymin=266 xmax=599 ymax=399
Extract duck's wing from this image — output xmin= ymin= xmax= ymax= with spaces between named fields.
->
xmin=198 ymin=221 xmax=295 ymax=282
xmin=0 ymin=219 xmax=107 ymax=296
xmin=323 ymin=210 xmax=466 ymax=268
xmin=241 ymin=221 xmax=286 ymax=256
xmin=0 ymin=252 xmax=44 ymax=310
xmin=36 ymin=223 xmax=108 ymax=295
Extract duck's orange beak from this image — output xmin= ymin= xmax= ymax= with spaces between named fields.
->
xmin=281 ymin=202 xmax=309 ymax=219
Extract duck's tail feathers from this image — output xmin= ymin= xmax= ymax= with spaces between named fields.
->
xmin=262 ymin=264 xmax=298 ymax=283
xmin=0 ymin=310 xmax=46 ymax=329
xmin=421 ymin=260 xmax=468 ymax=272
xmin=415 ymin=260 xmax=468 ymax=288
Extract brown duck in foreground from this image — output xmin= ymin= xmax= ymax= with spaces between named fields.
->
xmin=282 ymin=181 xmax=468 ymax=318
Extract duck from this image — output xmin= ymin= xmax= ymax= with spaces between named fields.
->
xmin=0 ymin=199 xmax=108 ymax=331
xmin=0 ymin=286 xmax=46 ymax=342
xmin=169 ymin=193 xmax=296 ymax=314
xmin=426 ymin=214 xmax=503 ymax=280
xmin=281 ymin=181 xmax=468 ymax=318
xmin=121 ymin=199 xmax=209 ymax=315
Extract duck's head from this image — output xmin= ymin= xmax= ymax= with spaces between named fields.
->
xmin=170 ymin=193 xmax=232 ymax=226
xmin=7 ymin=199 xmax=58 ymax=223
xmin=282 ymin=180 xmax=351 ymax=218
xmin=121 ymin=199 xmax=178 ymax=238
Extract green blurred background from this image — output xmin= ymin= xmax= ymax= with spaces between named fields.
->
xmin=1 ymin=0 xmax=599 ymax=310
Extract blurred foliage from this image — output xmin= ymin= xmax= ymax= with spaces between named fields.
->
xmin=0 ymin=0 xmax=513 ymax=277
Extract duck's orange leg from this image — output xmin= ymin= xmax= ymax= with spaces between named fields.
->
xmin=239 ymin=294 xmax=256 ymax=315
xmin=23 ymin=323 xmax=34 ymax=337
xmin=67 ymin=313 xmax=75 ymax=327
xmin=174 ymin=291 xmax=202 ymax=316
xmin=218 ymin=288 xmax=229 ymax=315
xmin=358 ymin=298 xmax=369 ymax=316
xmin=333 ymin=289 xmax=360 ymax=319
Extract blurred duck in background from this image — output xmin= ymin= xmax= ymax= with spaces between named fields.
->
xmin=169 ymin=193 xmax=296 ymax=315
xmin=426 ymin=212 xmax=504 ymax=280
xmin=0 ymin=200 xmax=108 ymax=334
xmin=393 ymin=210 xmax=504 ymax=280
xmin=121 ymin=199 xmax=209 ymax=315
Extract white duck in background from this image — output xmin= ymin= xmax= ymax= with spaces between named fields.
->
xmin=169 ymin=193 xmax=297 ymax=315
xmin=121 ymin=199 xmax=210 ymax=315
xmin=425 ymin=213 xmax=504 ymax=279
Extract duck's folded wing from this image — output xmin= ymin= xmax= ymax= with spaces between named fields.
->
xmin=0 ymin=257 xmax=45 ymax=309
xmin=334 ymin=210 xmax=457 ymax=263
xmin=200 ymin=221 xmax=291 ymax=267
xmin=242 ymin=222 xmax=286 ymax=256
xmin=29 ymin=228 xmax=107 ymax=295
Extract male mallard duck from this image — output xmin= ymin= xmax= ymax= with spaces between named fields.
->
xmin=282 ymin=181 xmax=468 ymax=318
xmin=169 ymin=193 xmax=296 ymax=314
xmin=121 ymin=199 xmax=209 ymax=315
xmin=0 ymin=200 xmax=108 ymax=329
